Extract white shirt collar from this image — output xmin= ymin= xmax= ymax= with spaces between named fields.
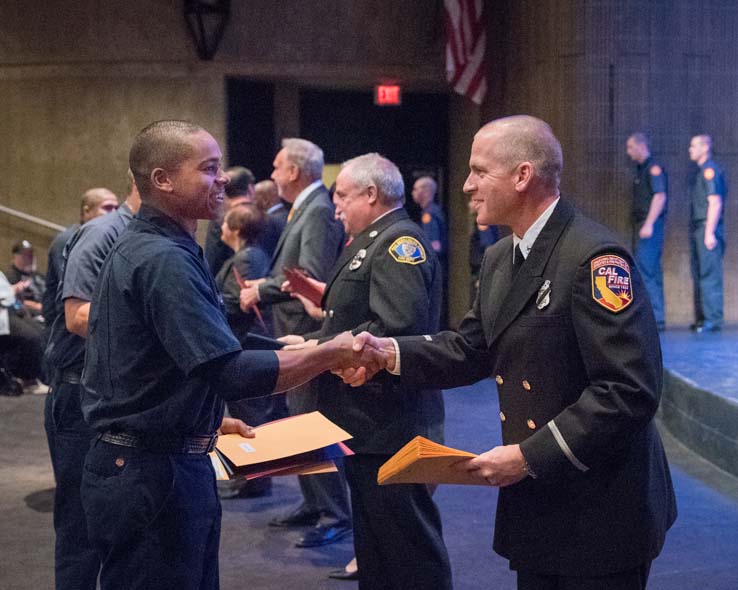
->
xmin=512 ymin=197 xmax=560 ymax=261
xmin=267 ymin=202 xmax=284 ymax=214
xmin=292 ymin=180 xmax=323 ymax=212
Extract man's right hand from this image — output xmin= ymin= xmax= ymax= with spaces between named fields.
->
xmin=331 ymin=331 xmax=397 ymax=387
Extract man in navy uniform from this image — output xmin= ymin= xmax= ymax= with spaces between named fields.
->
xmin=687 ymin=134 xmax=727 ymax=332
xmin=286 ymin=153 xmax=451 ymax=589
xmin=626 ymin=132 xmax=668 ymax=330
xmin=80 ymin=120 xmax=378 ymax=590
xmin=346 ymin=116 xmax=677 ymax=590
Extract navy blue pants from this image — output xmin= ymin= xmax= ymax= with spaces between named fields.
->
xmin=689 ymin=221 xmax=724 ymax=324
xmin=516 ymin=562 xmax=651 ymax=589
xmin=633 ymin=218 xmax=665 ymax=326
xmin=44 ymin=381 xmax=99 ymax=590
xmin=81 ymin=440 xmax=221 ymax=590
xmin=345 ymin=454 xmax=451 ymax=590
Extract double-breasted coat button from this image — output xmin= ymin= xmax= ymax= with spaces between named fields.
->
xmin=527 ymin=419 xmax=536 ymax=430
xmin=495 ymin=375 xmax=504 ymax=385
xmin=499 ymin=411 xmax=506 ymax=422
xmin=522 ymin=380 xmax=531 ymax=391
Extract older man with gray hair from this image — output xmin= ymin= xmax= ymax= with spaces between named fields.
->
xmin=285 ymin=152 xmax=450 ymax=588
xmin=240 ymin=137 xmax=349 ymax=545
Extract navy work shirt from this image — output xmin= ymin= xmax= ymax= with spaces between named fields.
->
xmin=632 ymin=156 xmax=668 ymax=223
xmin=81 ymin=204 xmax=279 ymax=435
xmin=689 ymin=158 xmax=728 ymax=222
xmin=45 ymin=204 xmax=134 ymax=373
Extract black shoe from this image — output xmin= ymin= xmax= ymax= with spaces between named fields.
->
xmin=696 ymin=321 xmax=722 ymax=333
xmin=239 ymin=477 xmax=272 ymax=498
xmin=295 ymin=523 xmax=353 ymax=547
xmin=269 ymin=506 xmax=320 ymax=528
xmin=328 ymin=568 xmax=359 ymax=581
xmin=689 ymin=322 xmax=703 ymax=332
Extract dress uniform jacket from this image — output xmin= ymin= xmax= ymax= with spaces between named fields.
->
xmin=311 ymin=207 xmax=444 ymax=454
xmin=394 ymin=199 xmax=677 ymax=576
xmin=258 ymin=184 xmax=343 ymax=337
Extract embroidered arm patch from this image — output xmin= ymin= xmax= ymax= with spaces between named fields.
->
xmin=388 ymin=237 xmax=426 ymax=265
xmin=591 ymin=254 xmax=633 ymax=313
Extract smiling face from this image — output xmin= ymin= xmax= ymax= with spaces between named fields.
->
xmin=161 ymin=130 xmax=229 ymax=223
xmin=463 ymin=129 xmax=519 ymax=227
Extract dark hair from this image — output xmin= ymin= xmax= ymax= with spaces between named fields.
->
xmin=224 ymin=204 xmax=265 ymax=246
xmin=628 ymin=132 xmax=649 ymax=149
xmin=129 ymin=120 xmax=204 ymax=197
xmin=225 ymin=166 xmax=256 ymax=197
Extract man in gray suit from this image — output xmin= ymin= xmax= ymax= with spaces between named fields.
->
xmin=240 ymin=138 xmax=350 ymax=546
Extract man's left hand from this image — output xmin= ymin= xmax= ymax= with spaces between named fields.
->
xmin=461 ymin=444 xmax=528 ymax=487
xmin=239 ymin=286 xmax=259 ymax=312
xmin=219 ymin=417 xmax=255 ymax=438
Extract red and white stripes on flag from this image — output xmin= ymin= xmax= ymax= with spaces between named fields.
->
xmin=444 ymin=0 xmax=487 ymax=105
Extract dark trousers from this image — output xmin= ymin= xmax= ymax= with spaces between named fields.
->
xmin=690 ymin=221 xmax=724 ymax=324
xmin=0 ymin=310 xmax=43 ymax=379
xmin=517 ymin=562 xmax=651 ymax=590
xmin=633 ymin=218 xmax=665 ymax=325
xmin=81 ymin=440 xmax=221 ymax=590
xmin=288 ymin=383 xmax=351 ymax=525
xmin=44 ymin=380 xmax=99 ymax=590
xmin=345 ymin=454 xmax=452 ymax=590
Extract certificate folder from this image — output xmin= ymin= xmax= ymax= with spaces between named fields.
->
xmin=378 ymin=436 xmax=482 ymax=486
xmin=283 ymin=267 xmax=324 ymax=307
xmin=212 ymin=411 xmax=353 ymax=481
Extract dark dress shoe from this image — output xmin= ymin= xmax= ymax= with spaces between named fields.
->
xmin=295 ymin=523 xmax=353 ymax=547
xmin=328 ymin=568 xmax=359 ymax=581
xmin=269 ymin=507 xmax=320 ymax=528
xmin=689 ymin=322 xmax=703 ymax=332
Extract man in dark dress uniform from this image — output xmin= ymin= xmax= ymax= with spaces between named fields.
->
xmin=687 ymin=134 xmax=727 ymax=332
xmin=79 ymin=120 xmax=380 ymax=590
xmin=626 ymin=132 xmax=668 ymax=330
xmin=288 ymin=154 xmax=451 ymax=589
xmin=345 ymin=116 xmax=677 ymax=590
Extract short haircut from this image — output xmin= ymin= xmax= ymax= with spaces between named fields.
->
xmin=224 ymin=204 xmax=265 ymax=246
xmin=628 ymin=132 xmax=649 ymax=148
xmin=80 ymin=188 xmax=117 ymax=216
xmin=415 ymin=176 xmax=438 ymax=196
xmin=341 ymin=153 xmax=405 ymax=207
xmin=254 ymin=180 xmax=279 ymax=211
xmin=693 ymin=134 xmax=712 ymax=150
xmin=281 ymin=138 xmax=324 ymax=182
xmin=129 ymin=120 xmax=205 ymax=197
xmin=225 ymin=166 xmax=256 ymax=197
xmin=484 ymin=115 xmax=563 ymax=191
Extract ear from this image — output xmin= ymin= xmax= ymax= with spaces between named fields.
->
xmin=366 ymin=184 xmax=378 ymax=205
xmin=151 ymin=168 xmax=174 ymax=193
xmin=514 ymin=162 xmax=534 ymax=192
xmin=287 ymin=163 xmax=300 ymax=183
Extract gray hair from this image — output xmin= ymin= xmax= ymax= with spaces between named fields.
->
xmin=281 ymin=138 xmax=324 ymax=182
xmin=341 ymin=153 xmax=405 ymax=207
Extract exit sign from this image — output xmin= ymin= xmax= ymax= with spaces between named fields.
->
xmin=374 ymin=85 xmax=402 ymax=106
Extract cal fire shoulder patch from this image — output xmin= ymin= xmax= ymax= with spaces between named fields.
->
xmin=389 ymin=236 xmax=426 ymax=265
xmin=591 ymin=254 xmax=633 ymax=313
xmin=704 ymin=167 xmax=715 ymax=181
xmin=650 ymin=164 xmax=662 ymax=176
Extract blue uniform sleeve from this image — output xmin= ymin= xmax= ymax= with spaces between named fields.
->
xmin=62 ymin=224 xmax=117 ymax=302
xmin=702 ymin=165 xmax=723 ymax=197
xmin=648 ymin=164 xmax=667 ymax=194
xmin=139 ymin=247 xmax=241 ymax=376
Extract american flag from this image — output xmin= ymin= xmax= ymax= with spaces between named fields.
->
xmin=444 ymin=0 xmax=488 ymax=105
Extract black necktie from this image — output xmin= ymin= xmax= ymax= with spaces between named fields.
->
xmin=513 ymin=243 xmax=525 ymax=277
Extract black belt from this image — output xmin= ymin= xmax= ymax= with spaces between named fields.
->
xmin=57 ymin=369 xmax=82 ymax=385
xmin=99 ymin=431 xmax=218 ymax=455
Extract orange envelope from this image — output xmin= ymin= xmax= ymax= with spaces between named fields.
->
xmin=378 ymin=436 xmax=482 ymax=486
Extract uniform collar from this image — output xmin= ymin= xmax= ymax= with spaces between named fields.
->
xmin=135 ymin=204 xmax=200 ymax=254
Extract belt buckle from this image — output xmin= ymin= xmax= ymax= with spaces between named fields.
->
xmin=205 ymin=434 xmax=218 ymax=454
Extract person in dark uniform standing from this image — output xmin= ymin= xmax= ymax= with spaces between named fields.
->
xmin=285 ymin=154 xmax=451 ymax=589
xmin=79 ymin=120 xmax=381 ymax=590
xmin=345 ymin=116 xmax=677 ymax=590
xmin=468 ymin=195 xmax=499 ymax=305
xmin=687 ymin=134 xmax=727 ymax=332
xmin=411 ymin=176 xmax=447 ymax=260
xmin=42 ymin=175 xmax=140 ymax=590
xmin=626 ymin=132 xmax=668 ymax=330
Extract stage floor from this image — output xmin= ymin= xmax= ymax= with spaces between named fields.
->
xmin=661 ymin=326 xmax=738 ymax=402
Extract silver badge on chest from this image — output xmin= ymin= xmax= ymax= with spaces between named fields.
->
xmin=350 ymin=249 xmax=367 ymax=271
xmin=536 ymin=279 xmax=551 ymax=310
